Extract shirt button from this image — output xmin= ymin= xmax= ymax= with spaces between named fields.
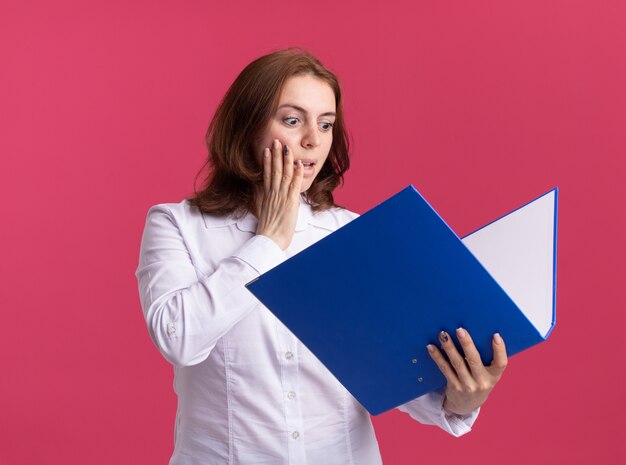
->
xmin=285 ymin=351 xmax=294 ymax=360
xmin=291 ymin=431 xmax=300 ymax=440
xmin=167 ymin=323 xmax=176 ymax=335
xmin=287 ymin=391 xmax=296 ymax=400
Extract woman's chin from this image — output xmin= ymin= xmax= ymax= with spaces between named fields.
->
xmin=299 ymin=180 xmax=314 ymax=193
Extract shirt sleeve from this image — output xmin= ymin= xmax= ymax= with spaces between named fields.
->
xmin=396 ymin=389 xmax=480 ymax=437
xmin=135 ymin=204 xmax=286 ymax=367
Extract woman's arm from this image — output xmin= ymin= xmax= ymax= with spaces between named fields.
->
xmin=135 ymin=139 xmax=303 ymax=367
xmin=135 ymin=206 xmax=286 ymax=367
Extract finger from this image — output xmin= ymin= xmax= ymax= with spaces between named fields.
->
xmin=262 ymin=147 xmax=271 ymax=192
xmin=489 ymin=332 xmax=508 ymax=377
xmin=426 ymin=344 xmax=461 ymax=389
xmin=280 ymin=143 xmax=294 ymax=196
xmin=289 ymin=159 xmax=304 ymax=198
xmin=438 ymin=330 xmax=475 ymax=386
xmin=455 ymin=327 xmax=488 ymax=378
xmin=271 ymin=139 xmax=283 ymax=192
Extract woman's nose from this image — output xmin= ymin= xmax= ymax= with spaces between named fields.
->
xmin=301 ymin=123 xmax=321 ymax=148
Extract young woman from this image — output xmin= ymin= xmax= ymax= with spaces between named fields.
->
xmin=135 ymin=48 xmax=507 ymax=464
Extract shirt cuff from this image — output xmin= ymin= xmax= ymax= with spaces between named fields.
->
xmin=397 ymin=388 xmax=480 ymax=437
xmin=232 ymin=234 xmax=287 ymax=275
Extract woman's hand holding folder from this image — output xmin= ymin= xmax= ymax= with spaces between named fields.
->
xmin=427 ymin=328 xmax=508 ymax=416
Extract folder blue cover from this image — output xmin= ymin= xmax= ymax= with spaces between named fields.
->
xmin=246 ymin=185 xmax=558 ymax=416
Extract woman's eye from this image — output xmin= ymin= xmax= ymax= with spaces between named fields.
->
xmin=283 ymin=117 xmax=333 ymax=131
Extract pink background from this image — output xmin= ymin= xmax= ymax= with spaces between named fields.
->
xmin=2 ymin=1 xmax=625 ymax=463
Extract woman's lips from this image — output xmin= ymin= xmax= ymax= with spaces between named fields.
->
xmin=294 ymin=159 xmax=316 ymax=177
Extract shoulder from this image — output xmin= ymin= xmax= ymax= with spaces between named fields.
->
xmin=144 ymin=199 xmax=235 ymax=230
xmin=144 ymin=199 xmax=196 ymax=225
xmin=308 ymin=205 xmax=360 ymax=232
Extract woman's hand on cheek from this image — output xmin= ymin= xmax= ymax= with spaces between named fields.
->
xmin=256 ymin=139 xmax=304 ymax=250
xmin=427 ymin=328 xmax=508 ymax=415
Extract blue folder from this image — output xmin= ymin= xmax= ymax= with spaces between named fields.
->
xmin=246 ymin=185 xmax=558 ymax=415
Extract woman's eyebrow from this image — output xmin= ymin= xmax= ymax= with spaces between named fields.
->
xmin=278 ymin=103 xmax=336 ymax=117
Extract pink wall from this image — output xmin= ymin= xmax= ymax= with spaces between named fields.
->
xmin=2 ymin=1 xmax=624 ymax=463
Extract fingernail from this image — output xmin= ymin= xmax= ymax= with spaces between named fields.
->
xmin=439 ymin=331 xmax=449 ymax=343
xmin=493 ymin=333 xmax=503 ymax=345
xmin=273 ymin=139 xmax=279 ymax=149
xmin=456 ymin=327 xmax=466 ymax=339
xmin=283 ymin=144 xmax=289 ymax=156
xmin=426 ymin=344 xmax=435 ymax=354
xmin=264 ymin=148 xmax=270 ymax=157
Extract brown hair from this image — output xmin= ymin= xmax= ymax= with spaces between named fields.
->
xmin=187 ymin=48 xmax=350 ymax=218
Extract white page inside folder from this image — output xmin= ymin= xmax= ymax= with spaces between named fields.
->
xmin=461 ymin=189 xmax=558 ymax=339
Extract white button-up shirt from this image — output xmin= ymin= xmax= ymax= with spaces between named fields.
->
xmin=135 ymin=195 xmax=478 ymax=465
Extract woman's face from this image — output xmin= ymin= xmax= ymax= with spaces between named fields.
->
xmin=255 ymin=74 xmax=336 ymax=193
